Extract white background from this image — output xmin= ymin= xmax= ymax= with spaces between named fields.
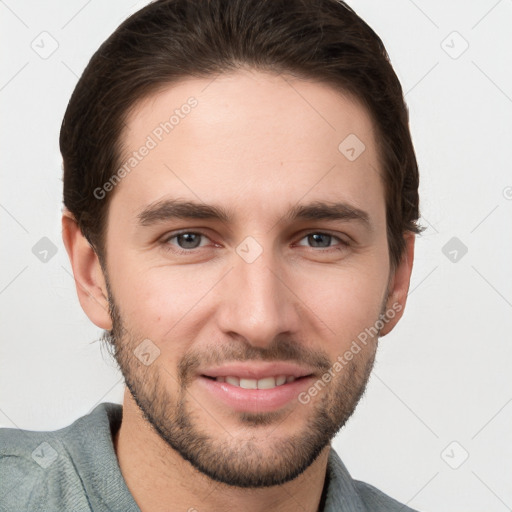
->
xmin=1 ymin=1 xmax=511 ymax=510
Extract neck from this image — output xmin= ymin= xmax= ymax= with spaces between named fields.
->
xmin=113 ymin=392 xmax=330 ymax=512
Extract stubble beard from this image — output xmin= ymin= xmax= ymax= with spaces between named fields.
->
xmin=101 ymin=276 xmax=379 ymax=488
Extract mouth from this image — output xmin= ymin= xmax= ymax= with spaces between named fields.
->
xmin=197 ymin=373 xmax=315 ymax=413
xmin=201 ymin=374 xmax=311 ymax=389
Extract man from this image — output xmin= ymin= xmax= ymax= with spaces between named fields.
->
xmin=0 ymin=0 xmax=423 ymax=510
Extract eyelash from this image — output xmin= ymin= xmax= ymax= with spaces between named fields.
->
xmin=161 ymin=230 xmax=350 ymax=256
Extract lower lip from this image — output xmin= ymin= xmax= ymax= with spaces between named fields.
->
xmin=197 ymin=376 xmax=314 ymax=413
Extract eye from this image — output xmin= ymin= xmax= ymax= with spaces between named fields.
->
xmin=163 ymin=231 xmax=211 ymax=252
xmin=296 ymin=232 xmax=348 ymax=249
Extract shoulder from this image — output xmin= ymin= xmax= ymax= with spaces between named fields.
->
xmin=325 ymin=447 xmax=420 ymax=512
xmin=0 ymin=401 xmax=121 ymax=461
xmin=0 ymin=402 xmax=122 ymax=512
xmin=353 ymin=479 xmax=419 ymax=511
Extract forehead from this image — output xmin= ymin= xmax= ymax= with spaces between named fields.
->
xmin=113 ymin=69 xmax=384 ymax=227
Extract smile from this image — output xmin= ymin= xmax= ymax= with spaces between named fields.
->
xmin=198 ymin=374 xmax=314 ymax=413
xmin=206 ymin=375 xmax=297 ymax=389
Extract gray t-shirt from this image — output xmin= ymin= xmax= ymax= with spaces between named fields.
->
xmin=0 ymin=402 xmax=419 ymax=511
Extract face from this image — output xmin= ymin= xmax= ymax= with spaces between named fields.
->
xmin=101 ymin=69 xmax=394 ymax=488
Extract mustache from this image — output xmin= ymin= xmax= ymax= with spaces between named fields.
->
xmin=177 ymin=337 xmax=332 ymax=386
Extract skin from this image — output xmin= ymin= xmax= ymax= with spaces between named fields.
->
xmin=62 ymin=68 xmax=414 ymax=512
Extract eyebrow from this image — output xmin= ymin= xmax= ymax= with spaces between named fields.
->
xmin=136 ymin=198 xmax=371 ymax=228
xmin=137 ymin=199 xmax=231 ymax=225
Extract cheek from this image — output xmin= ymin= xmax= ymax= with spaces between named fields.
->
xmin=108 ymin=234 xmax=389 ymax=354
xmin=110 ymin=259 xmax=216 ymax=342
xmin=296 ymin=262 xmax=388 ymax=347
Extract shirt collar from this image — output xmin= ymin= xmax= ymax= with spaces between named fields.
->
xmin=322 ymin=447 xmax=367 ymax=511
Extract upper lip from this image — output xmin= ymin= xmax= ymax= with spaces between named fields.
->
xmin=200 ymin=362 xmax=315 ymax=380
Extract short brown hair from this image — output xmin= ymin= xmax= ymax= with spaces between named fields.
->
xmin=60 ymin=0 xmax=422 ymax=270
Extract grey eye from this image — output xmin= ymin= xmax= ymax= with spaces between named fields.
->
xmin=305 ymin=233 xmax=333 ymax=248
xmin=175 ymin=233 xmax=203 ymax=249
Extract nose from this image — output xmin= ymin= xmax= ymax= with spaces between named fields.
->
xmin=216 ymin=244 xmax=300 ymax=348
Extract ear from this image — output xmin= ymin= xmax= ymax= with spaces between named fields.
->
xmin=379 ymin=232 xmax=415 ymax=336
xmin=61 ymin=209 xmax=112 ymax=330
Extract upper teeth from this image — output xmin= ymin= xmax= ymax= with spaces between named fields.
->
xmin=215 ymin=375 xmax=296 ymax=389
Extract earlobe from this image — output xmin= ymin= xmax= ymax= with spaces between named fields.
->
xmin=379 ymin=233 xmax=415 ymax=337
xmin=61 ymin=209 xmax=112 ymax=330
